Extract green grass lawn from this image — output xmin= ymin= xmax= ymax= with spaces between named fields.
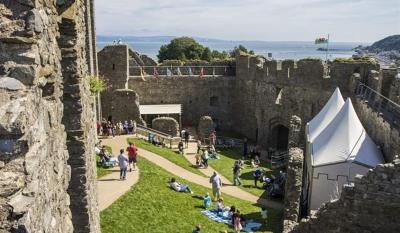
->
xmin=209 ymin=149 xmax=279 ymax=199
xmin=96 ymin=145 xmax=113 ymax=178
xmin=100 ymin=157 xmax=283 ymax=233
xmin=127 ymin=138 xmax=207 ymax=177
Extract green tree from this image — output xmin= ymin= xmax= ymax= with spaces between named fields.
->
xmin=211 ymin=50 xmax=230 ymax=60
xmin=157 ymin=37 xmax=205 ymax=62
xmin=230 ymin=44 xmax=255 ymax=57
xmin=201 ymin=47 xmax=212 ymax=61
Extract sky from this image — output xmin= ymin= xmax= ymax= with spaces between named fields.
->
xmin=95 ymin=0 xmax=400 ymax=42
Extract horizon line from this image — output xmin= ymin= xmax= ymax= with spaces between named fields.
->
xmin=96 ymin=34 xmax=373 ymax=44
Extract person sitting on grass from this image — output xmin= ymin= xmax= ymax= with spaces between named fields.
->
xmin=253 ymin=168 xmax=263 ymax=187
xmin=228 ymin=206 xmax=236 ymax=220
xmin=201 ymin=149 xmax=209 ymax=168
xmin=208 ymin=145 xmax=219 ymax=159
xmin=178 ymin=141 xmax=184 ymax=154
xmin=215 ymin=198 xmax=229 ymax=213
xmin=203 ymin=193 xmax=212 ymax=209
xmin=169 ymin=178 xmax=193 ymax=194
xmin=192 ymin=225 xmax=201 ymax=233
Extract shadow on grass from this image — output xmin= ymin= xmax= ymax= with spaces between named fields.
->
xmin=98 ymin=178 xmax=120 ymax=182
xmin=191 ymin=195 xmax=204 ymax=200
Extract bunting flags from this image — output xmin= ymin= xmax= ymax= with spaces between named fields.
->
xmin=166 ymin=68 xmax=172 ymax=76
xmin=199 ymin=67 xmax=204 ymax=79
xmin=177 ymin=67 xmax=182 ymax=76
xmin=188 ymin=67 xmax=193 ymax=76
xmin=153 ymin=67 xmax=159 ymax=78
xmin=140 ymin=67 xmax=146 ymax=81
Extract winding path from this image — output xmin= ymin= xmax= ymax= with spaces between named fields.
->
xmin=97 ymin=135 xmax=283 ymax=211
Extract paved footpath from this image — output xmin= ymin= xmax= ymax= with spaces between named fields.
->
xmin=97 ymin=135 xmax=139 ymax=211
xmin=97 ymin=135 xmax=283 ymax=211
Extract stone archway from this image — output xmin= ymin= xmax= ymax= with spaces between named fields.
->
xmin=270 ymin=124 xmax=289 ymax=151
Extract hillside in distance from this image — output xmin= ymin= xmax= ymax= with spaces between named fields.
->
xmin=366 ymin=35 xmax=400 ymax=52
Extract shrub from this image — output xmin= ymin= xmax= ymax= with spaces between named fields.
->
xmin=89 ymin=76 xmax=106 ymax=94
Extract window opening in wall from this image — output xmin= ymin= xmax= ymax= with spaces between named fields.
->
xmin=287 ymin=67 xmax=290 ymax=78
xmin=210 ymin=96 xmax=219 ymax=107
xmin=189 ymin=100 xmax=192 ymax=104
xmin=275 ymin=88 xmax=283 ymax=105
xmin=267 ymin=67 xmax=269 ymax=76
xmin=112 ymin=64 xmax=115 ymax=70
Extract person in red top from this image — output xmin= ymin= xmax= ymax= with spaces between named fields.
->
xmin=126 ymin=142 xmax=138 ymax=172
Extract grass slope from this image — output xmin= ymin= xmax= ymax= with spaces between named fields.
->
xmin=127 ymin=138 xmax=206 ymax=177
xmin=100 ymin=157 xmax=283 ymax=233
xmin=209 ymin=149 xmax=278 ymax=199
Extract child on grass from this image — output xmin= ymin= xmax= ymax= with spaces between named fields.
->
xmin=203 ymin=193 xmax=212 ymax=209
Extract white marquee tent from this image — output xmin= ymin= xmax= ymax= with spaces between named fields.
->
xmin=303 ymin=89 xmax=384 ymax=211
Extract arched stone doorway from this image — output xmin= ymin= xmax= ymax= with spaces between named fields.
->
xmin=270 ymin=124 xmax=289 ymax=151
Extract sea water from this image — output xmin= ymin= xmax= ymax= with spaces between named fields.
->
xmin=97 ymin=40 xmax=366 ymax=61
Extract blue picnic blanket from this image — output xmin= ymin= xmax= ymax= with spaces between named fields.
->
xmin=201 ymin=210 xmax=262 ymax=232
xmin=201 ymin=210 xmax=231 ymax=225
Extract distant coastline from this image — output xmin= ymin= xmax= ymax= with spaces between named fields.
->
xmin=97 ymin=36 xmax=367 ymax=60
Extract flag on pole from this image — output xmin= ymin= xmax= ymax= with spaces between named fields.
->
xmin=199 ymin=67 xmax=204 ymax=79
xmin=315 ymin=37 xmax=329 ymax=44
xmin=153 ymin=67 xmax=159 ymax=77
xmin=188 ymin=67 xmax=193 ymax=76
xmin=167 ymin=68 xmax=172 ymax=76
xmin=140 ymin=67 xmax=146 ymax=81
xmin=177 ymin=67 xmax=182 ymax=76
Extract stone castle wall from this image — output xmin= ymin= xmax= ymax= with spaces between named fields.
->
xmin=290 ymin=159 xmax=400 ymax=233
xmin=0 ymin=0 xmax=99 ymax=232
xmin=127 ymin=75 xmax=234 ymax=128
xmin=98 ymin=46 xmax=400 ymax=160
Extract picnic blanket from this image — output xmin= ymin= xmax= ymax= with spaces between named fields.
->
xmin=201 ymin=210 xmax=231 ymax=225
xmin=201 ymin=210 xmax=262 ymax=232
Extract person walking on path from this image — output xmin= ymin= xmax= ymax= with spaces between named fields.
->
xmin=209 ymin=171 xmax=222 ymax=201
xmin=184 ymin=129 xmax=190 ymax=148
xmin=127 ymin=142 xmax=138 ymax=172
xmin=118 ymin=149 xmax=129 ymax=180
xmin=233 ymin=161 xmax=242 ymax=186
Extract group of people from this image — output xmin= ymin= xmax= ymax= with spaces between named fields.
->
xmin=194 ymin=142 xmax=219 ymax=168
xmin=95 ymin=141 xmax=139 ymax=180
xmin=96 ymin=118 xmax=137 ymax=137
xmin=117 ymin=142 xmax=139 ymax=180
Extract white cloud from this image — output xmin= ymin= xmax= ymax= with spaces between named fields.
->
xmin=95 ymin=0 xmax=400 ymax=42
